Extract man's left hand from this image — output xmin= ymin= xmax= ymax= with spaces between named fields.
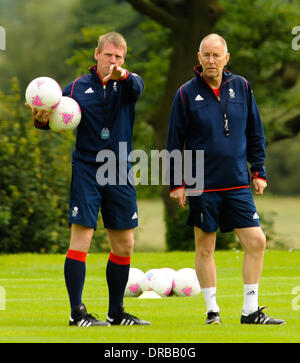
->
xmin=253 ymin=178 xmax=267 ymax=195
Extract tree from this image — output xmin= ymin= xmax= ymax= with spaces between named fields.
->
xmin=0 ymin=0 xmax=77 ymax=93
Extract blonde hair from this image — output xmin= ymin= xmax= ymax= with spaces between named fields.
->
xmin=97 ymin=32 xmax=127 ymax=57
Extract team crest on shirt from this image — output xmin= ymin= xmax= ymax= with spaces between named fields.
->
xmin=101 ymin=128 xmax=110 ymax=140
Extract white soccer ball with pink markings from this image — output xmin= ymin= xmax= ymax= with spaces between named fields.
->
xmin=49 ymin=96 xmax=81 ymax=131
xmin=173 ymin=268 xmax=201 ymax=297
xmin=25 ymin=76 xmax=62 ymax=111
xmin=160 ymin=268 xmax=176 ymax=294
xmin=124 ymin=268 xmax=145 ymax=297
xmin=141 ymin=268 xmax=173 ymax=297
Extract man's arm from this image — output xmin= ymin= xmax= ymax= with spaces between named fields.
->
xmin=103 ymin=64 xmax=143 ymax=102
xmin=245 ymin=82 xmax=267 ymax=194
xmin=167 ymin=88 xmax=187 ymax=208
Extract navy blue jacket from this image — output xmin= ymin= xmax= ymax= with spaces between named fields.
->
xmin=167 ymin=65 xmax=266 ymax=192
xmin=35 ymin=65 xmax=144 ymax=164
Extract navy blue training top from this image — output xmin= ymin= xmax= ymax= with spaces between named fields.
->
xmin=35 ymin=65 xmax=144 ymax=165
xmin=167 ymin=65 xmax=266 ymax=192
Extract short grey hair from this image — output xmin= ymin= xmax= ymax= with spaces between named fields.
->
xmin=199 ymin=33 xmax=228 ymax=55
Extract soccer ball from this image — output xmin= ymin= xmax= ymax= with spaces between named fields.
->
xmin=25 ymin=76 xmax=62 ymax=111
xmin=160 ymin=268 xmax=176 ymax=293
xmin=141 ymin=269 xmax=173 ymax=297
xmin=124 ymin=268 xmax=145 ymax=297
xmin=140 ymin=269 xmax=159 ymax=292
xmin=173 ymin=268 xmax=201 ymax=297
xmin=49 ymin=96 xmax=81 ymax=131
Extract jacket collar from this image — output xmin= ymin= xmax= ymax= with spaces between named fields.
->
xmin=194 ymin=65 xmax=233 ymax=86
xmin=89 ymin=64 xmax=106 ymax=85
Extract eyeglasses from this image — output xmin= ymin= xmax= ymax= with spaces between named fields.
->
xmin=201 ymin=53 xmax=226 ymax=61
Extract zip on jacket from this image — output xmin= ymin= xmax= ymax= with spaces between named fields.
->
xmin=167 ymin=65 xmax=266 ymax=193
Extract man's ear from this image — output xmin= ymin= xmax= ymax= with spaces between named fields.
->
xmin=225 ymin=52 xmax=230 ymax=66
xmin=94 ymin=47 xmax=99 ymax=62
xmin=197 ymin=51 xmax=202 ymax=66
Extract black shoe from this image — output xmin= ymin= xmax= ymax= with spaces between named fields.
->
xmin=106 ymin=304 xmax=151 ymax=326
xmin=241 ymin=306 xmax=286 ymax=325
xmin=205 ymin=311 xmax=222 ymax=325
xmin=69 ymin=303 xmax=109 ymax=327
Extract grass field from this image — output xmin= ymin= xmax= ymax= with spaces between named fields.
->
xmin=0 ymin=250 xmax=299 ymax=343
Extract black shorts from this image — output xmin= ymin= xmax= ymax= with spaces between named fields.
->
xmin=187 ymin=187 xmax=260 ymax=233
xmin=69 ymin=159 xmax=138 ymax=230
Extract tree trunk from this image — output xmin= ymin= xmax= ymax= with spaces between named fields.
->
xmin=126 ymin=0 xmax=224 ymax=247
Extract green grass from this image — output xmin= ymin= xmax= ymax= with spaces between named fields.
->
xmin=0 ymin=250 xmax=300 ymax=343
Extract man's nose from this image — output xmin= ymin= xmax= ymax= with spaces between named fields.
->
xmin=110 ymin=55 xmax=117 ymax=63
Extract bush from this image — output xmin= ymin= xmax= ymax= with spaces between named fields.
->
xmin=0 ymin=79 xmax=107 ymax=253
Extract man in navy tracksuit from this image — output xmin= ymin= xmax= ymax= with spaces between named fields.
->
xmin=167 ymin=34 xmax=285 ymax=325
xmin=28 ymin=32 xmax=150 ymax=327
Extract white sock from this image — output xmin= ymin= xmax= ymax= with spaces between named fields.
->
xmin=242 ymin=284 xmax=259 ymax=316
xmin=202 ymin=287 xmax=220 ymax=313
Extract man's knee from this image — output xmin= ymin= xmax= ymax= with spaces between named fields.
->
xmin=248 ymin=233 xmax=266 ymax=253
xmin=107 ymin=228 xmax=135 ymax=257
xmin=237 ymin=227 xmax=266 ymax=253
xmin=194 ymin=227 xmax=216 ymax=258
xmin=69 ymin=223 xmax=94 ymax=252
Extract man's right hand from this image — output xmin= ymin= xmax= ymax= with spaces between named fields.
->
xmin=25 ymin=103 xmax=52 ymax=124
xmin=170 ymin=188 xmax=186 ymax=209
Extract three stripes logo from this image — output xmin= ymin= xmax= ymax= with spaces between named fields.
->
xmin=107 ymin=316 xmax=135 ymax=326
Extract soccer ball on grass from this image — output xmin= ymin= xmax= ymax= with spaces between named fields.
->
xmin=141 ymin=268 xmax=173 ymax=297
xmin=124 ymin=268 xmax=145 ymax=297
xmin=173 ymin=268 xmax=201 ymax=297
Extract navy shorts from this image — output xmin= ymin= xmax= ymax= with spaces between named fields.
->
xmin=187 ymin=187 xmax=260 ymax=233
xmin=69 ymin=159 xmax=138 ymax=230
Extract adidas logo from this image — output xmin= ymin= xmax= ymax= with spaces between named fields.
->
xmin=247 ymin=290 xmax=256 ymax=296
xmin=253 ymin=212 xmax=259 ymax=219
xmin=85 ymin=87 xmax=94 ymax=94
xmin=131 ymin=212 xmax=138 ymax=220
xmin=195 ymin=94 xmax=204 ymax=101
